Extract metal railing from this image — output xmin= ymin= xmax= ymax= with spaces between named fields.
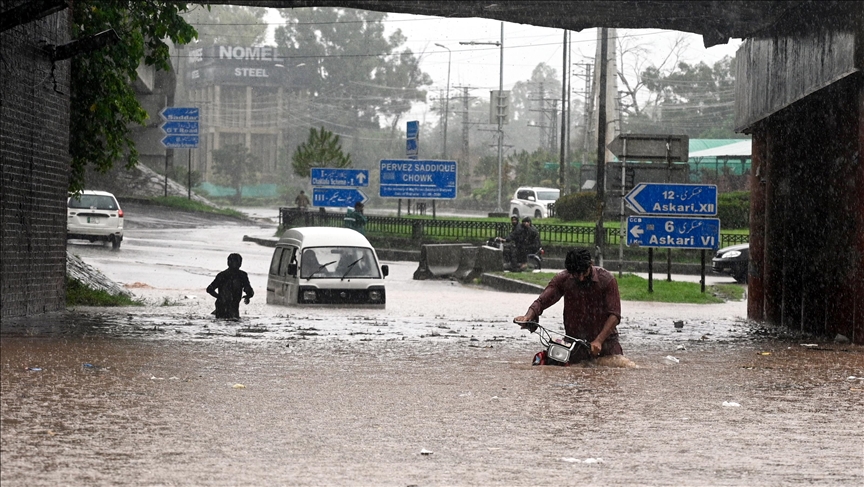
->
xmin=279 ymin=208 xmax=749 ymax=248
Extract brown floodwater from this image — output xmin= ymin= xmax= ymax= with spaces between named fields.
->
xmin=2 ymin=311 xmax=862 ymax=486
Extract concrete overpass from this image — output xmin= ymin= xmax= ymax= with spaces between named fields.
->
xmin=2 ymin=1 xmax=862 ymax=343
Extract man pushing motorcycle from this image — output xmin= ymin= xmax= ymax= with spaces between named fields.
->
xmin=514 ymin=247 xmax=624 ymax=364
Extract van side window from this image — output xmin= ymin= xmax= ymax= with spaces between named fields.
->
xmin=269 ymin=248 xmax=285 ymax=275
xmin=279 ymin=246 xmax=297 ymax=276
xmin=517 ymin=190 xmax=532 ymax=200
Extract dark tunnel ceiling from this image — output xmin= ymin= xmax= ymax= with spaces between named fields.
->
xmin=225 ymin=1 xmax=840 ymax=47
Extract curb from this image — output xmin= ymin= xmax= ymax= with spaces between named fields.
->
xmin=479 ymin=273 xmax=545 ymax=294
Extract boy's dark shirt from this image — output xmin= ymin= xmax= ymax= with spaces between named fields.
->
xmin=207 ymin=268 xmax=254 ymax=319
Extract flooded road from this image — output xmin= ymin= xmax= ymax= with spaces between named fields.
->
xmin=2 ymin=211 xmax=862 ymax=486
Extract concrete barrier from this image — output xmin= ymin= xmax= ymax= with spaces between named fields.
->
xmin=453 ymin=246 xmax=481 ymax=281
xmin=477 ymin=245 xmax=505 ymax=273
xmin=413 ymin=243 xmax=472 ymax=280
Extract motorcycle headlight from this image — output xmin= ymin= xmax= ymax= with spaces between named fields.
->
xmin=547 ymin=342 xmax=572 ymax=363
xmin=722 ymin=250 xmax=741 ymax=259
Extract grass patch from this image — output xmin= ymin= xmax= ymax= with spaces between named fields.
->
xmin=150 ymin=196 xmax=246 ymax=219
xmin=495 ymin=272 xmax=744 ymax=304
xmin=66 ymin=278 xmax=142 ymax=307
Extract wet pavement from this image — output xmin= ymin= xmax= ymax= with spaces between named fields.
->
xmin=2 ymin=207 xmax=862 ymax=486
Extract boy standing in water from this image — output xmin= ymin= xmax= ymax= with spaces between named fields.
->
xmin=207 ymin=253 xmax=254 ymax=319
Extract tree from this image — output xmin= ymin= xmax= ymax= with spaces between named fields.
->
xmin=274 ymin=8 xmax=432 ymax=133
xmin=212 ymin=144 xmax=260 ymax=203
xmin=292 ymin=127 xmax=352 ymax=177
xmin=627 ymin=55 xmax=738 ymax=138
xmin=69 ymin=1 xmax=197 ymax=192
xmin=181 ymin=5 xmax=267 ymax=47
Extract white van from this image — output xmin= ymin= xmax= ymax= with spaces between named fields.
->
xmin=266 ymin=227 xmax=388 ymax=308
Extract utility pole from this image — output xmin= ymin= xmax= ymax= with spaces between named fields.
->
xmin=461 ymin=22 xmax=505 ymax=212
xmin=434 ymin=43 xmax=451 ymax=160
xmin=559 ymin=29 xmax=569 ymax=194
xmin=454 ymin=85 xmax=475 ymax=177
xmin=595 ymin=27 xmax=609 ymax=266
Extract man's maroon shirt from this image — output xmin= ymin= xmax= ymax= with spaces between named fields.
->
xmin=528 ymin=266 xmax=622 ymax=344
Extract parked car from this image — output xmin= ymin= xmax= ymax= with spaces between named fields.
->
xmin=66 ymin=190 xmax=124 ymax=249
xmin=509 ymin=186 xmax=560 ymax=219
xmin=711 ymin=242 xmax=749 ymax=283
xmin=266 ymin=227 xmax=388 ymax=308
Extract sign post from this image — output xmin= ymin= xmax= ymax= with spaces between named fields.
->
xmin=160 ymin=107 xmax=199 ymax=199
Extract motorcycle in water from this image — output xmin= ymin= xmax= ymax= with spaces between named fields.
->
xmin=514 ymin=319 xmax=589 ymax=366
xmin=487 ymin=237 xmax=543 ymax=271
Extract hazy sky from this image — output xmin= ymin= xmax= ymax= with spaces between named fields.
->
xmin=264 ymin=8 xmax=742 ymax=123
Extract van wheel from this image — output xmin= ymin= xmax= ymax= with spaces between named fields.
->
xmin=534 ymin=210 xmax=542 ymax=219
xmin=111 ymin=238 xmax=121 ymax=250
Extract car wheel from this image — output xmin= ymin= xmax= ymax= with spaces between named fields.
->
xmin=534 ymin=209 xmax=542 ymax=219
xmin=733 ymin=268 xmax=747 ymax=284
xmin=511 ymin=209 xmax=519 ymax=218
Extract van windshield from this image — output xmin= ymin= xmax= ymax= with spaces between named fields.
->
xmin=300 ymin=247 xmax=380 ymax=279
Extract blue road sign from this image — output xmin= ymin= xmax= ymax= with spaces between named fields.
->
xmin=406 ymin=139 xmax=418 ymax=157
xmin=379 ymin=159 xmax=457 ymax=199
xmin=625 ymin=183 xmax=717 ymax=216
xmin=627 ymin=215 xmax=721 ymax=250
xmin=312 ymin=188 xmax=368 ymax=207
xmin=406 ymin=120 xmax=419 ymax=139
xmin=310 ymin=168 xmax=369 ymax=187
xmin=161 ymin=135 xmax=199 ymax=149
xmin=160 ymin=120 xmax=199 ymax=135
xmin=160 ymin=107 xmax=199 ymax=121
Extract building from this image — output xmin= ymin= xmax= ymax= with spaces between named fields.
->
xmin=178 ymin=44 xmax=291 ymax=182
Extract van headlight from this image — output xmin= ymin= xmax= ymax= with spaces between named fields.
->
xmin=367 ymin=286 xmax=385 ymax=303
xmin=369 ymin=290 xmax=381 ymax=301
xmin=302 ymin=289 xmax=317 ymax=301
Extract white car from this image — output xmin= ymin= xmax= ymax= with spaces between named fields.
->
xmin=509 ymin=186 xmax=560 ymax=219
xmin=67 ymin=190 xmax=124 ymax=249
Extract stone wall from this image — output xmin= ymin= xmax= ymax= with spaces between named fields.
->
xmin=1 ymin=6 xmax=71 ymax=318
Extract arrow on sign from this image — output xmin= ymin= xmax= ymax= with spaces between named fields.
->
xmin=625 ymin=183 xmax=718 ymax=216
xmin=629 ymin=225 xmax=644 ymax=239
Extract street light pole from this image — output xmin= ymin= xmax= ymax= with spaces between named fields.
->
xmin=461 ymin=22 xmax=505 ymax=212
xmin=434 ymin=43 xmax=451 ymax=160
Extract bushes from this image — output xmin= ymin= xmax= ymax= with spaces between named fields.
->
xmin=717 ymin=191 xmax=750 ymax=229
xmin=555 ymin=191 xmax=597 ymax=221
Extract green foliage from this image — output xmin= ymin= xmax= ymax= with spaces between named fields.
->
xmin=625 ymin=55 xmax=737 ymax=138
xmin=69 ymin=1 xmax=198 ymax=192
xmin=717 ymin=191 xmax=750 ymax=229
xmin=292 ymin=127 xmax=352 ymax=177
xmin=275 ymin=8 xmax=431 ymax=131
xmin=211 ymin=144 xmax=261 ymax=203
xmin=500 ymin=272 xmax=743 ymax=303
xmin=66 ymin=278 xmax=141 ymax=306
xmin=554 ymin=191 xmax=598 ymax=221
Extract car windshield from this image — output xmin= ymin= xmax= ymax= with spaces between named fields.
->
xmin=536 ymin=190 xmax=560 ymax=201
xmin=68 ymin=195 xmax=118 ymax=210
xmin=299 ymin=247 xmax=379 ymax=279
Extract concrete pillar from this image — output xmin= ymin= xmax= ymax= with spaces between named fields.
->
xmin=747 ymin=128 xmax=766 ymax=320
